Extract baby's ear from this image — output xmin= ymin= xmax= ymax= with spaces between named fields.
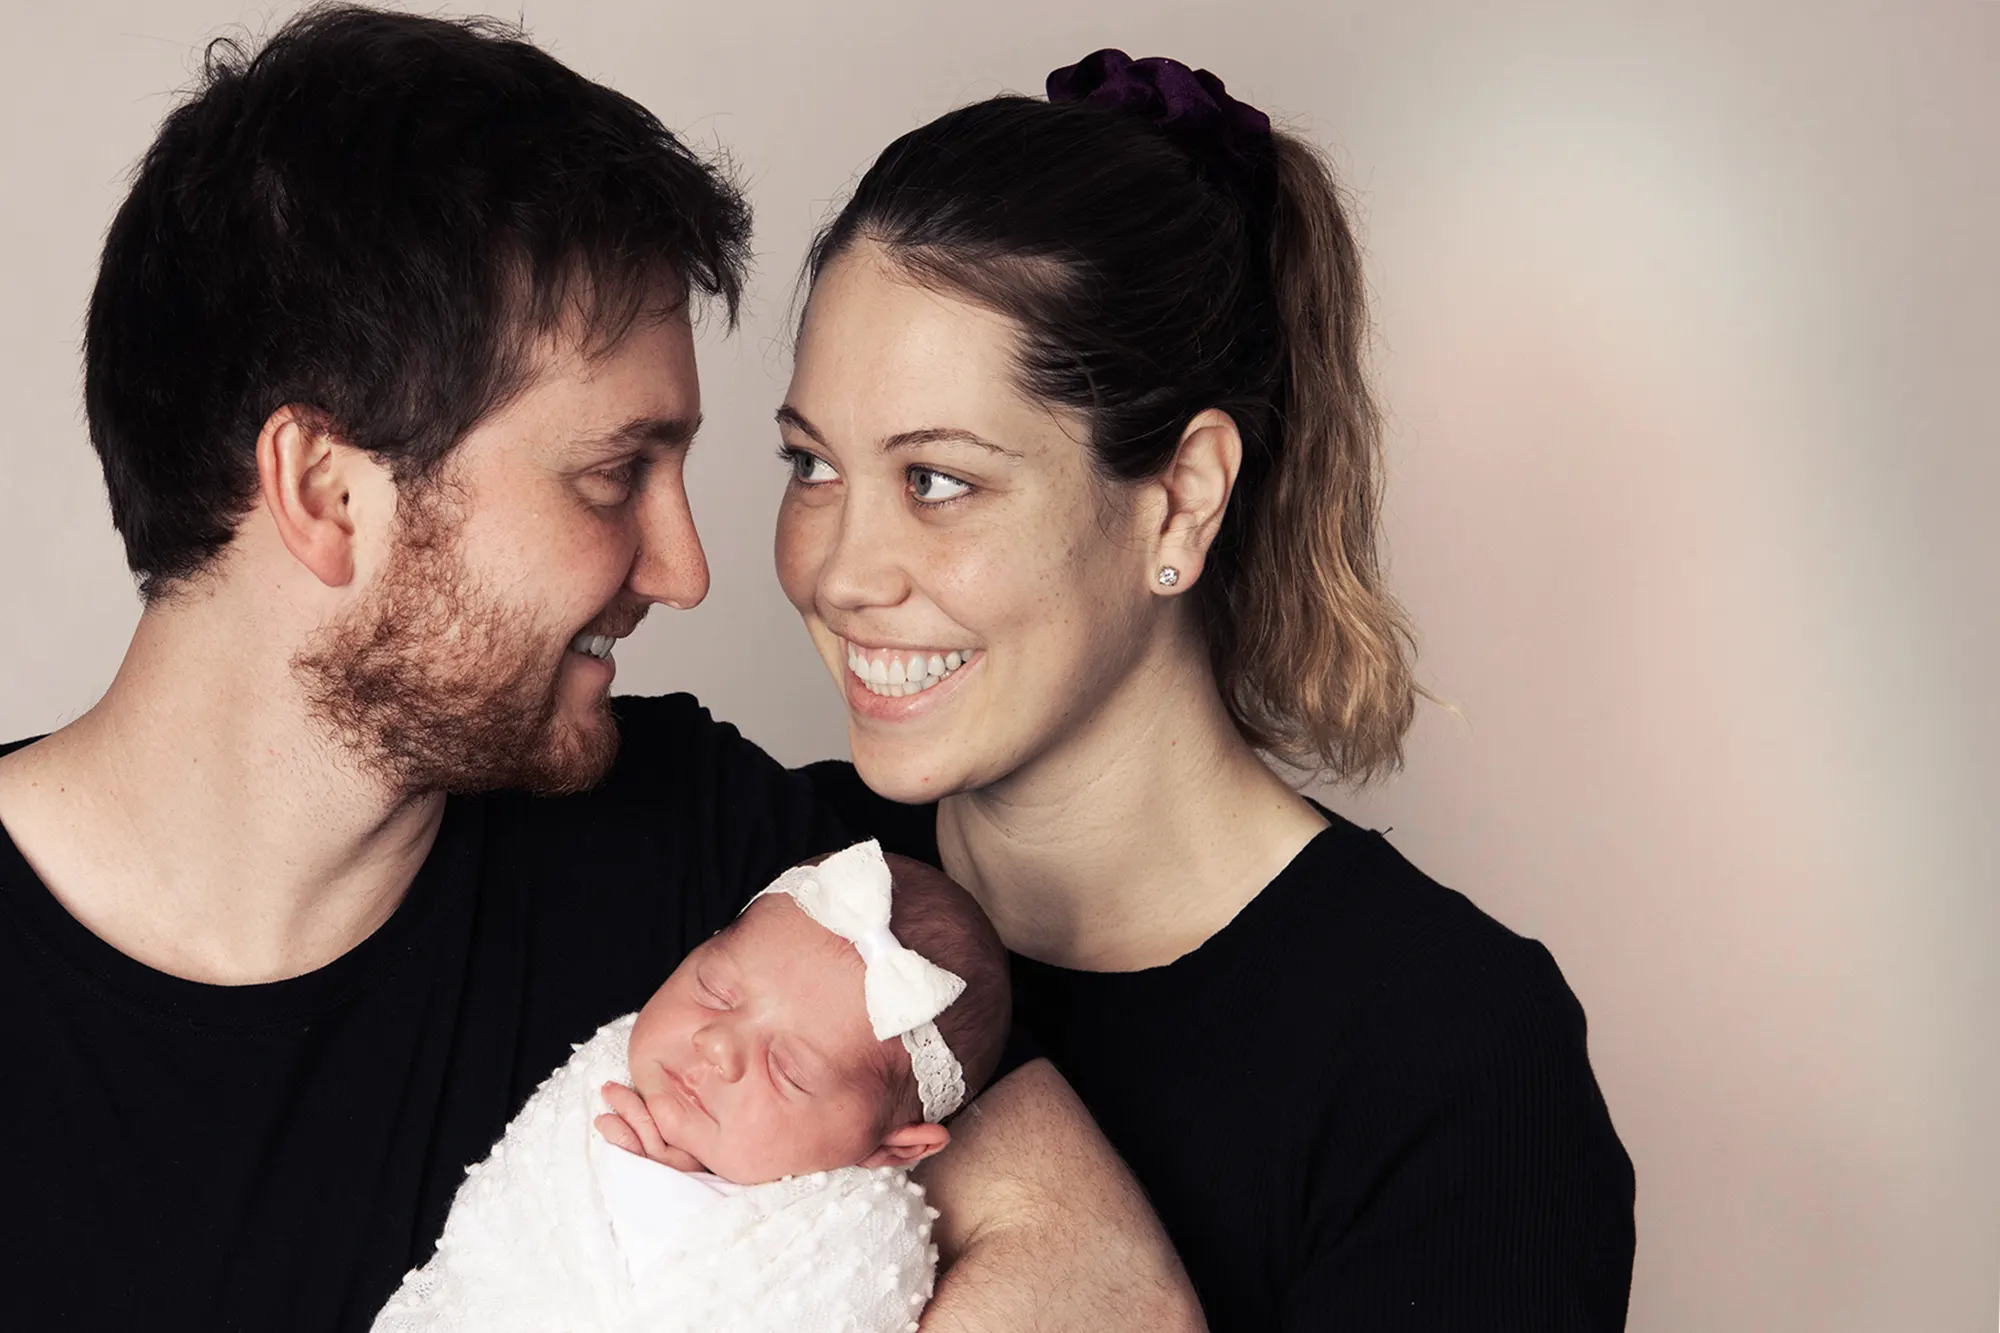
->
xmin=859 ymin=1121 xmax=950 ymax=1169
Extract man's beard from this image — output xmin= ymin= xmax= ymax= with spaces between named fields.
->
xmin=294 ymin=494 xmax=622 ymax=797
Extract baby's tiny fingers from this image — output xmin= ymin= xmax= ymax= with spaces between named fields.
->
xmin=602 ymin=1081 xmax=648 ymax=1124
xmin=602 ymin=1082 xmax=673 ymax=1162
xmin=594 ymin=1112 xmax=645 ymax=1156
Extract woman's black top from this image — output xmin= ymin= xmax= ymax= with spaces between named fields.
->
xmin=808 ymin=763 xmax=1637 ymax=1332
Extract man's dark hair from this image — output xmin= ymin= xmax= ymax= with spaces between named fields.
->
xmin=85 ymin=4 xmax=751 ymax=598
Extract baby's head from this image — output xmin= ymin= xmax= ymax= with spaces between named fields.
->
xmin=623 ymin=843 xmax=1010 ymax=1184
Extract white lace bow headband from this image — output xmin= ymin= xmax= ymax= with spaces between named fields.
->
xmin=750 ymin=840 xmax=968 ymax=1122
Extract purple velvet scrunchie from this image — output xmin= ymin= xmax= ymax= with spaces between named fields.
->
xmin=1045 ymin=48 xmax=1273 ymax=201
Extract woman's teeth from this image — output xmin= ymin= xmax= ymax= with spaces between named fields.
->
xmin=569 ymin=632 xmax=616 ymax=660
xmin=845 ymin=644 xmax=976 ymax=698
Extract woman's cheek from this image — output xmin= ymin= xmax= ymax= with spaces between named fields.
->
xmin=772 ymin=501 xmax=824 ymax=616
xmin=913 ymin=518 xmax=1021 ymax=623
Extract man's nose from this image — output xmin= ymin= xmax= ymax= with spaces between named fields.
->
xmin=627 ymin=466 xmax=711 ymax=610
xmin=693 ymin=1024 xmax=745 ymax=1083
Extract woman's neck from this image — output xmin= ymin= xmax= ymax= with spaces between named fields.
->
xmin=935 ymin=632 xmax=1327 ymax=972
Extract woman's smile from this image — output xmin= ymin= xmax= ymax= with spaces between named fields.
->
xmin=839 ymin=638 xmax=985 ymax=720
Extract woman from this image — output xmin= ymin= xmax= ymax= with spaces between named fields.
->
xmin=775 ymin=50 xmax=1636 ymax=1329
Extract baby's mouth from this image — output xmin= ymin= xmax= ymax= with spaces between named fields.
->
xmin=662 ymin=1065 xmax=710 ymax=1119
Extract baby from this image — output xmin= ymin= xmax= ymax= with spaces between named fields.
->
xmin=372 ymin=840 xmax=1010 ymax=1333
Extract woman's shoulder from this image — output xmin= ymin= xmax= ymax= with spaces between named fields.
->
xmin=1184 ymin=810 xmax=1618 ymax=1154
xmin=1263 ymin=819 xmax=1637 ymax=1323
xmin=1232 ymin=808 xmax=1586 ymax=1033
xmin=1263 ymin=815 xmax=1632 ymax=1213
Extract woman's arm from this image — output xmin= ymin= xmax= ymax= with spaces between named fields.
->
xmin=915 ymin=1058 xmax=1206 ymax=1332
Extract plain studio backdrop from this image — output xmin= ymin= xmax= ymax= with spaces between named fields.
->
xmin=2 ymin=1 xmax=1995 ymax=1328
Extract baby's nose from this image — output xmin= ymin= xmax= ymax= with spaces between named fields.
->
xmin=693 ymin=1024 xmax=746 ymax=1082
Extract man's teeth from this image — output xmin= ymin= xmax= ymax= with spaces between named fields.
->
xmin=845 ymin=644 xmax=976 ymax=698
xmin=570 ymin=632 xmax=616 ymax=660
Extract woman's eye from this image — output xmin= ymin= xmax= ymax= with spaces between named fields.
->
xmin=908 ymin=466 xmax=972 ymax=504
xmin=778 ymin=445 xmax=839 ymax=485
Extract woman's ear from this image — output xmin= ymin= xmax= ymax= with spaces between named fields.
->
xmin=256 ymin=404 xmax=362 ymax=588
xmin=1150 ymin=408 xmax=1242 ymax=596
xmin=859 ymin=1121 xmax=951 ymax=1169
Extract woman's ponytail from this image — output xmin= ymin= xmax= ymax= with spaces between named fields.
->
xmin=1219 ymin=132 xmax=1418 ymax=781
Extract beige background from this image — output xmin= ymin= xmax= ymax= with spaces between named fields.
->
xmin=2 ymin=1 xmax=1995 ymax=1328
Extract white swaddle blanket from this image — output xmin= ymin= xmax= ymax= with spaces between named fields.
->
xmin=372 ymin=1014 xmax=939 ymax=1333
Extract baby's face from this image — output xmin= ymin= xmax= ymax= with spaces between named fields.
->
xmin=625 ymin=895 xmax=901 ymax=1183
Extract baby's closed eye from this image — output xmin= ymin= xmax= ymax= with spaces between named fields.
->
xmin=769 ymin=1051 xmax=809 ymax=1096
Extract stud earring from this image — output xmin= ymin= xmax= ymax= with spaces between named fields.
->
xmin=1156 ymin=566 xmax=1180 ymax=587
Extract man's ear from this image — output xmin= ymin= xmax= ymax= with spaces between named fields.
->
xmin=255 ymin=404 xmax=366 ymax=588
xmin=1150 ymin=407 xmax=1243 ymax=596
xmin=859 ymin=1120 xmax=951 ymax=1169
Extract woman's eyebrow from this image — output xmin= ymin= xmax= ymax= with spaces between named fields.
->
xmin=775 ymin=405 xmax=1020 ymax=459
xmin=774 ymin=404 xmax=823 ymax=443
xmin=881 ymin=426 xmax=1021 ymax=459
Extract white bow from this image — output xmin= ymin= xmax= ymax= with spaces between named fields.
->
xmin=750 ymin=840 xmax=968 ymax=1120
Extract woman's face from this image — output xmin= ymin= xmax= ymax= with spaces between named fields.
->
xmin=775 ymin=243 xmax=1161 ymax=802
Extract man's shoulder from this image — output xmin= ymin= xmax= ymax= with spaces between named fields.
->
xmin=606 ymin=691 xmax=730 ymax=753
xmin=797 ymin=760 xmax=939 ymax=863
xmin=587 ymin=692 xmax=776 ymax=799
xmin=467 ymin=692 xmax=837 ymax=952
xmin=478 ymin=692 xmax=834 ymax=871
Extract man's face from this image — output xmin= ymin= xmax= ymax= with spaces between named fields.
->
xmin=296 ymin=308 xmax=709 ymax=795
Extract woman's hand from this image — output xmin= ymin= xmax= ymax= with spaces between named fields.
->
xmin=595 ymin=1081 xmax=707 ymax=1173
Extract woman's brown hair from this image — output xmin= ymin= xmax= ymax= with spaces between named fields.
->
xmin=805 ymin=80 xmax=1417 ymax=782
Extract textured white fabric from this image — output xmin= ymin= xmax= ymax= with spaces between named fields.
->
xmin=587 ymin=1134 xmax=740 ymax=1273
xmin=370 ymin=1015 xmax=939 ymax=1333
xmin=750 ymin=840 xmax=968 ymax=1119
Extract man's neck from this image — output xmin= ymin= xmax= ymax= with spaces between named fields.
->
xmin=0 ymin=602 xmax=446 ymax=985
xmin=935 ymin=627 xmax=1328 ymax=973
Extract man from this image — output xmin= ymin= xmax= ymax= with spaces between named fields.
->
xmin=0 ymin=7 xmax=1199 ymax=1329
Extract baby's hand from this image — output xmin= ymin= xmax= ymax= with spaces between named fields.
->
xmin=596 ymin=1081 xmax=706 ymax=1173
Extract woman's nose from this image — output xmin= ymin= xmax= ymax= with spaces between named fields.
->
xmin=813 ymin=497 xmax=911 ymax=614
xmin=693 ymin=1024 xmax=745 ymax=1083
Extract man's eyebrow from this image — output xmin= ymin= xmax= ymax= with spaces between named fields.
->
xmin=573 ymin=413 xmax=703 ymax=458
xmin=776 ymin=405 xmax=1020 ymax=460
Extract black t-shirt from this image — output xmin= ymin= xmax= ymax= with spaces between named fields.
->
xmin=0 ymin=694 xmax=847 ymax=1333
xmin=810 ymin=763 xmax=1638 ymax=1332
